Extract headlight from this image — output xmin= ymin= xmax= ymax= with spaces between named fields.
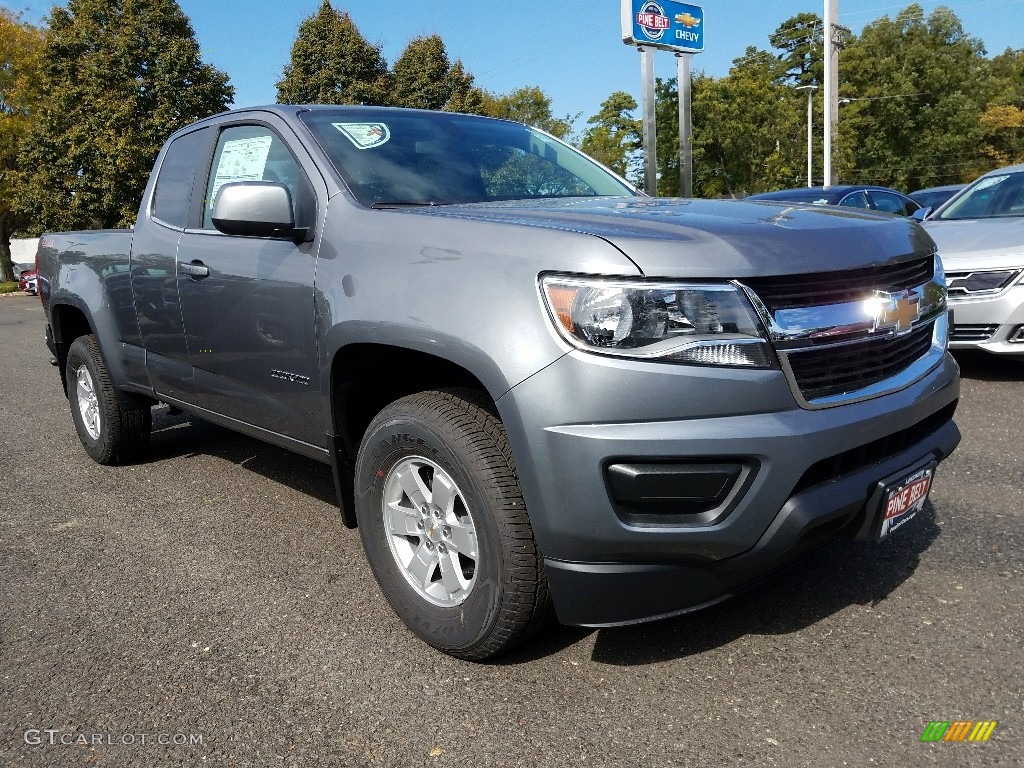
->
xmin=540 ymin=275 xmax=775 ymax=368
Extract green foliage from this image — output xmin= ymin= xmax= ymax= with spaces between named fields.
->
xmin=0 ymin=281 xmax=20 ymax=293
xmin=581 ymin=92 xmax=641 ymax=179
xmin=839 ymin=4 xmax=990 ymax=189
xmin=980 ymin=48 xmax=1024 ymax=166
xmin=391 ymin=35 xmax=487 ymax=113
xmin=769 ymin=12 xmax=823 ymax=87
xmin=480 ymin=86 xmax=576 ymax=139
xmin=443 ymin=61 xmax=487 ymax=115
xmin=14 ymin=0 xmax=232 ymax=235
xmin=0 ymin=9 xmax=45 ymax=281
xmin=392 ymin=35 xmax=452 ymax=110
xmin=664 ymin=49 xmax=800 ymax=197
xmin=276 ymin=1 xmax=391 ymax=105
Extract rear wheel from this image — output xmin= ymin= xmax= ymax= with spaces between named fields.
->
xmin=65 ymin=335 xmax=151 ymax=465
xmin=355 ymin=388 xmax=552 ymax=660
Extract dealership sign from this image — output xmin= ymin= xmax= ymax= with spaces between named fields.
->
xmin=621 ymin=0 xmax=704 ymax=54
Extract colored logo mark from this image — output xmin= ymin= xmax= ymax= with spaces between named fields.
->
xmin=636 ymin=1 xmax=670 ymax=41
xmin=920 ymin=721 xmax=997 ymax=742
xmin=675 ymin=12 xmax=701 ymax=27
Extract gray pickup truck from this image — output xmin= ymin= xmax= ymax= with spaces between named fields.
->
xmin=38 ymin=105 xmax=960 ymax=660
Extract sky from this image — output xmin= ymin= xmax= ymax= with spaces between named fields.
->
xmin=6 ymin=0 xmax=1024 ymax=131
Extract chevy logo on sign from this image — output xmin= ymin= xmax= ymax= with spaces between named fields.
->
xmin=622 ymin=0 xmax=704 ymax=54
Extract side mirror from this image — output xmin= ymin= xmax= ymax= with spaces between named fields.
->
xmin=211 ymin=181 xmax=306 ymax=240
xmin=910 ymin=207 xmax=931 ymax=221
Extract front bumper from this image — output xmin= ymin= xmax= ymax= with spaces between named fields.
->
xmin=497 ymin=350 xmax=961 ymax=627
xmin=948 ymin=283 xmax=1024 ymax=355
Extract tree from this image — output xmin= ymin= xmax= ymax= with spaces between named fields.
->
xmin=979 ymin=48 xmax=1024 ymax=166
xmin=480 ymin=86 xmax=576 ymax=139
xmin=581 ymin=92 xmax=641 ymax=179
xmin=769 ymin=12 xmax=823 ymax=87
xmin=391 ymin=35 xmax=487 ymax=114
xmin=14 ymin=0 xmax=232 ymax=235
xmin=0 ymin=9 xmax=45 ymax=281
xmin=839 ymin=4 xmax=990 ymax=189
xmin=443 ymin=61 xmax=487 ymax=115
xmin=276 ymin=1 xmax=390 ymax=106
xmin=685 ymin=49 xmax=801 ymax=197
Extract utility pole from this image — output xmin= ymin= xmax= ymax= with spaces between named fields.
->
xmin=796 ymin=84 xmax=817 ymax=186
xmin=823 ymin=0 xmax=839 ymax=188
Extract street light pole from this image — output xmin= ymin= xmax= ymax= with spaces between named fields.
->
xmin=795 ymin=84 xmax=818 ymax=187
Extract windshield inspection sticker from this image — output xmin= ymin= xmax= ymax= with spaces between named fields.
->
xmin=333 ymin=122 xmax=390 ymax=149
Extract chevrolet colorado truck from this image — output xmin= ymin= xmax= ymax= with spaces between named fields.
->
xmin=38 ymin=105 xmax=961 ymax=660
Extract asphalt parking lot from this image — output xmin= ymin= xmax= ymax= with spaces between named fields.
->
xmin=1 ymin=294 xmax=1021 ymax=767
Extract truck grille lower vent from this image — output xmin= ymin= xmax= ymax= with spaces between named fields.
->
xmin=793 ymin=400 xmax=958 ymax=495
xmin=787 ymin=323 xmax=935 ymax=401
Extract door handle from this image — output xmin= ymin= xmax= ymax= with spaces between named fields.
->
xmin=180 ymin=260 xmax=209 ymax=279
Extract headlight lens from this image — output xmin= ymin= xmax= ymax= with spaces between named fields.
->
xmin=540 ymin=275 xmax=775 ymax=368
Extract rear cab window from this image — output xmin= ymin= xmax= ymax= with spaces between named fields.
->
xmin=151 ymin=128 xmax=209 ymax=229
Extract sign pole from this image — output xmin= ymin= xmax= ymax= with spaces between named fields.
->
xmin=641 ymin=46 xmax=658 ymax=196
xmin=677 ymin=52 xmax=692 ymax=197
xmin=621 ymin=0 xmax=705 ymax=197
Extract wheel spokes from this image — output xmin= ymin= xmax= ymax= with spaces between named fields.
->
xmin=75 ymin=367 xmax=101 ymax=440
xmin=382 ymin=455 xmax=479 ymax=608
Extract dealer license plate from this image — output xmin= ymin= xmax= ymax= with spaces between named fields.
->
xmin=878 ymin=466 xmax=933 ymax=541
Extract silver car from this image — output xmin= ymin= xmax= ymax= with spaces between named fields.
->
xmin=922 ymin=164 xmax=1024 ymax=356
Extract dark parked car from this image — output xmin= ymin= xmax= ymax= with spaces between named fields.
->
xmin=746 ymin=185 xmax=922 ymax=216
xmin=910 ymin=184 xmax=966 ymax=212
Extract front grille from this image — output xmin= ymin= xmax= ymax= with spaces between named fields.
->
xmin=950 ymin=324 xmax=998 ymax=342
xmin=792 ymin=401 xmax=958 ymax=495
xmin=744 ymin=256 xmax=933 ymax=310
xmin=946 ymin=269 xmax=1021 ymax=296
xmin=787 ymin=323 xmax=935 ymax=401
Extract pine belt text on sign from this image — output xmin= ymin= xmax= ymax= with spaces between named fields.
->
xmin=636 ymin=12 xmax=670 ymax=30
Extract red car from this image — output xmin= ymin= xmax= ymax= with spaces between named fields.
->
xmin=19 ymin=268 xmax=39 ymax=295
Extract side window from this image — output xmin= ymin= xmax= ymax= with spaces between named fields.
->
xmin=838 ymin=191 xmax=869 ymax=209
xmin=202 ymin=125 xmax=314 ymax=230
xmin=869 ymin=190 xmax=909 ymax=215
xmin=152 ymin=128 xmax=207 ymax=229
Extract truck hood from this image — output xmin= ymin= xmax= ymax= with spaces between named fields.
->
xmin=921 ymin=216 xmax=1024 ymax=270
xmin=416 ymin=197 xmax=935 ymax=278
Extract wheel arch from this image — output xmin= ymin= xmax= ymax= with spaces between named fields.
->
xmin=49 ymin=301 xmax=96 ymax=395
xmin=328 ymin=342 xmax=499 ymax=528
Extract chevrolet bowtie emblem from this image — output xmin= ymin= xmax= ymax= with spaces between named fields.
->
xmin=865 ymin=290 xmax=921 ymax=334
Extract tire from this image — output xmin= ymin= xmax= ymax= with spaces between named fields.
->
xmin=355 ymin=388 xmax=552 ymax=661
xmin=65 ymin=334 xmax=151 ymax=465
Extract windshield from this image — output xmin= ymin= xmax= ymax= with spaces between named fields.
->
xmin=935 ymin=171 xmax=1024 ymax=220
xmin=299 ymin=108 xmax=635 ymax=207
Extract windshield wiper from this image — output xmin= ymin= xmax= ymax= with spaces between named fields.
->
xmin=371 ymin=200 xmax=445 ymax=209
